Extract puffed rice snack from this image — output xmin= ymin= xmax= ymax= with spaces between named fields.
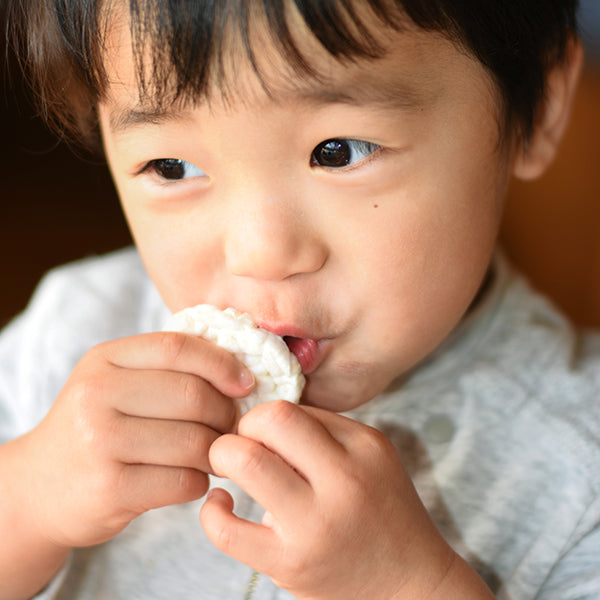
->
xmin=163 ymin=304 xmax=305 ymax=413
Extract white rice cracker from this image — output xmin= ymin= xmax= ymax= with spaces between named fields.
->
xmin=164 ymin=304 xmax=305 ymax=413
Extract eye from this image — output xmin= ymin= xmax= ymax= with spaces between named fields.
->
xmin=144 ymin=158 xmax=206 ymax=181
xmin=311 ymin=139 xmax=380 ymax=169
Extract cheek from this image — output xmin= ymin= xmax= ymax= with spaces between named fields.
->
xmin=348 ymin=177 xmax=503 ymax=371
xmin=138 ymin=235 xmax=220 ymax=312
xmin=112 ymin=184 xmax=215 ymax=311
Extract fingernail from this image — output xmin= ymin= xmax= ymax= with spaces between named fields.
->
xmin=239 ymin=368 xmax=255 ymax=390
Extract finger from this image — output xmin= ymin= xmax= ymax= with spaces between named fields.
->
xmin=109 ymin=368 xmax=237 ymax=433
xmin=200 ymin=487 xmax=280 ymax=574
xmin=209 ymin=433 xmax=311 ymax=518
xmin=120 ymin=464 xmax=210 ymax=511
xmin=302 ymin=405 xmax=398 ymax=465
xmin=237 ymin=401 xmax=345 ymax=485
xmin=97 ymin=332 xmax=255 ymax=398
xmin=299 ymin=405 xmax=364 ymax=447
xmin=113 ymin=415 xmax=220 ymax=473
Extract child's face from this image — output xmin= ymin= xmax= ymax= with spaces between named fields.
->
xmin=98 ymin=10 xmax=515 ymax=411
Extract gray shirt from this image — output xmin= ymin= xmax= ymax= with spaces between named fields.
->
xmin=1 ymin=248 xmax=599 ymax=599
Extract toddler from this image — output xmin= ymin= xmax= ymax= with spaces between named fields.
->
xmin=1 ymin=1 xmax=598 ymax=599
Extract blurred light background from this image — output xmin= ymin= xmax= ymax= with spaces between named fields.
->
xmin=579 ymin=0 xmax=600 ymax=58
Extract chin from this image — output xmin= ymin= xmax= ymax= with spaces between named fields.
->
xmin=300 ymin=375 xmax=380 ymax=413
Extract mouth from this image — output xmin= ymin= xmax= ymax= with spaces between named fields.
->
xmin=283 ymin=336 xmax=323 ymax=374
xmin=256 ymin=320 xmax=328 ymax=374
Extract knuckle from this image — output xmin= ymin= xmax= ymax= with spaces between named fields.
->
xmin=180 ymin=374 xmax=205 ymax=414
xmin=332 ymin=463 xmax=369 ymax=512
xmin=275 ymin=542 xmax=316 ymax=587
xmin=182 ymin=423 xmax=209 ymax=457
xmin=85 ymin=340 xmax=122 ymax=372
xmin=67 ymin=377 xmax=110 ymax=440
xmin=87 ymin=466 xmax=127 ymax=517
xmin=263 ymin=399 xmax=298 ymax=426
xmin=210 ymin=519 xmax=234 ymax=552
xmin=334 ymin=428 xmax=396 ymax=503
xmin=355 ymin=424 xmax=392 ymax=460
xmin=239 ymin=399 xmax=297 ymax=435
xmin=237 ymin=442 xmax=268 ymax=477
xmin=68 ymin=360 xmax=111 ymax=405
xmin=156 ymin=331 xmax=189 ymax=364
xmin=83 ymin=341 xmax=108 ymax=363
xmin=68 ymin=376 xmax=96 ymax=408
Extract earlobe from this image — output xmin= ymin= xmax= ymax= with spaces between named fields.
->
xmin=512 ymin=37 xmax=584 ymax=181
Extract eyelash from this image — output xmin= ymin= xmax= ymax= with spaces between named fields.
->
xmin=137 ymin=137 xmax=383 ymax=183
xmin=310 ymin=139 xmax=382 ymax=170
xmin=138 ymin=158 xmax=206 ymax=182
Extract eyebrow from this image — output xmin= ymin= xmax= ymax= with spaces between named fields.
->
xmin=107 ymin=74 xmax=437 ymax=135
xmin=288 ymin=75 xmax=437 ymax=111
xmin=107 ymin=105 xmax=194 ymax=135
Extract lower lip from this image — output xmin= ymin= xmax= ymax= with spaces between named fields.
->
xmin=284 ymin=337 xmax=325 ymax=374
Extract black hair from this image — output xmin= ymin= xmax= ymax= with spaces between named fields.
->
xmin=7 ymin=0 xmax=579 ymax=146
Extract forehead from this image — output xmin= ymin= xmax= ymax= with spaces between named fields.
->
xmin=100 ymin=0 xmax=498 ymax=133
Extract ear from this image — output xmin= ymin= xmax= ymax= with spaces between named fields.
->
xmin=513 ymin=37 xmax=584 ymax=181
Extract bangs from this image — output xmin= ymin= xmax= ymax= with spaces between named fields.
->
xmin=15 ymin=0 xmax=578 ymax=145
xmin=114 ymin=0 xmax=405 ymax=108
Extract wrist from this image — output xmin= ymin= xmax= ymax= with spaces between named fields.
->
xmin=401 ymin=551 xmax=496 ymax=600
xmin=0 ymin=435 xmax=71 ymax=600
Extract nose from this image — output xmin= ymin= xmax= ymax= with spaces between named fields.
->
xmin=224 ymin=194 xmax=328 ymax=281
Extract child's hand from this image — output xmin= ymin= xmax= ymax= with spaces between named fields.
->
xmin=202 ymin=402 xmax=493 ymax=599
xmin=19 ymin=332 xmax=254 ymax=550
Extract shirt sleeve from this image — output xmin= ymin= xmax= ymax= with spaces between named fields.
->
xmin=0 ymin=268 xmax=83 ymax=442
xmin=0 ymin=248 xmax=153 ymax=443
xmin=0 ymin=313 xmax=30 ymax=441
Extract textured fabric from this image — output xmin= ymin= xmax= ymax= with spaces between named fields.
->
xmin=1 ymin=247 xmax=599 ymax=599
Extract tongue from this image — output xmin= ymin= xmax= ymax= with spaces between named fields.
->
xmin=284 ymin=337 xmax=319 ymax=373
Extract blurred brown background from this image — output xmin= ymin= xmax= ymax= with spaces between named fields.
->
xmin=502 ymin=61 xmax=600 ymax=329
xmin=0 ymin=22 xmax=132 ymax=328
xmin=1 ymin=6 xmax=599 ymax=329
